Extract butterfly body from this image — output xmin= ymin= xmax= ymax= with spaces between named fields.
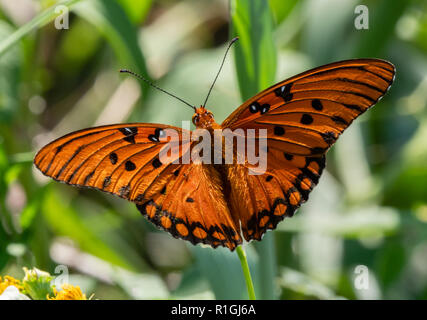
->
xmin=35 ymin=58 xmax=395 ymax=251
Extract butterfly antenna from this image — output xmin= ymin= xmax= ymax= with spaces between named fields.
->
xmin=203 ymin=37 xmax=239 ymax=108
xmin=119 ymin=69 xmax=196 ymax=111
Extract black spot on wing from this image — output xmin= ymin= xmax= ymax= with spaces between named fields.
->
xmin=260 ymin=104 xmax=270 ymax=114
xmin=300 ymin=114 xmax=314 ymax=125
xmin=109 ymin=152 xmax=118 ymax=165
xmin=119 ymin=127 xmax=137 ymax=144
xmin=284 ymin=153 xmax=293 ymax=161
xmin=152 ymin=158 xmax=162 ymax=169
xmin=274 ymin=83 xmax=293 ymax=102
xmin=311 ymin=99 xmax=323 ymax=111
xmin=160 ymin=186 xmax=166 ymax=195
xmin=249 ymin=102 xmax=260 ymax=113
xmin=320 ymin=131 xmax=337 ymax=144
xmin=274 ymin=126 xmax=285 ymax=136
xmin=331 ymin=116 xmax=348 ymax=125
xmin=125 ymin=160 xmax=136 ymax=171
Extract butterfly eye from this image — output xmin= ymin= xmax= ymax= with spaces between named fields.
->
xmin=193 ymin=115 xmax=200 ymax=124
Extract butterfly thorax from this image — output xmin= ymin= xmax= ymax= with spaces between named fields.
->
xmin=192 ymin=106 xmax=221 ymax=131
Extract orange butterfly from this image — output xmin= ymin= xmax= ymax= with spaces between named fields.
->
xmin=34 ymin=41 xmax=395 ymax=251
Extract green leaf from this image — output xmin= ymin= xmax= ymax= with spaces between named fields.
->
xmin=268 ymin=0 xmax=298 ymax=25
xmin=230 ymin=0 xmax=277 ymax=100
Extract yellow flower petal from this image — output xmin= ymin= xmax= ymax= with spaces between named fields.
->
xmin=47 ymin=284 xmax=90 ymax=300
xmin=0 ymin=276 xmax=23 ymax=295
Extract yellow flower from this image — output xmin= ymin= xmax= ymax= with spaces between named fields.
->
xmin=48 ymin=284 xmax=91 ymax=300
xmin=0 ymin=276 xmax=23 ymax=295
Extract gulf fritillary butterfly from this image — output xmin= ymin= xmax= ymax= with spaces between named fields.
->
xmin=34 ymin=43 xmax=395 ymax=251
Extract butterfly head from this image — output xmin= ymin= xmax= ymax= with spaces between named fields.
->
xmin=192 ymin=106 xmax=216 ymax=129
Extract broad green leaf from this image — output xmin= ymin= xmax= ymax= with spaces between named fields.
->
xmin=268 ymin=0 xmax=298 ymax=25
xmin=230 ymin=0 xmax=277 ymax=100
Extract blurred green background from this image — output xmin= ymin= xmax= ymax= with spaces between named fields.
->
xmin=0 ymin=0 xmax=426 ymax=300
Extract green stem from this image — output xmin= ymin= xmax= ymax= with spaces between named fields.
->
xmin=236 ymin=245 xmax=256 ymax=300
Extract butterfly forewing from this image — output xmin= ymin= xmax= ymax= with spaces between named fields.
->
xmin=34 ymin=124 xmax=187 ymax=201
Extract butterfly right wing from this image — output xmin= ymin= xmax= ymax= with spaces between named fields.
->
xmin=221 ymin=59 xmax=395 ymax=242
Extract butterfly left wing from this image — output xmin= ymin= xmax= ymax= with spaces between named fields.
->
xmin=34 ymin=123 xmax=188 ymax=201
xmin=221 ymin=59 xmax=395 ymax=241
